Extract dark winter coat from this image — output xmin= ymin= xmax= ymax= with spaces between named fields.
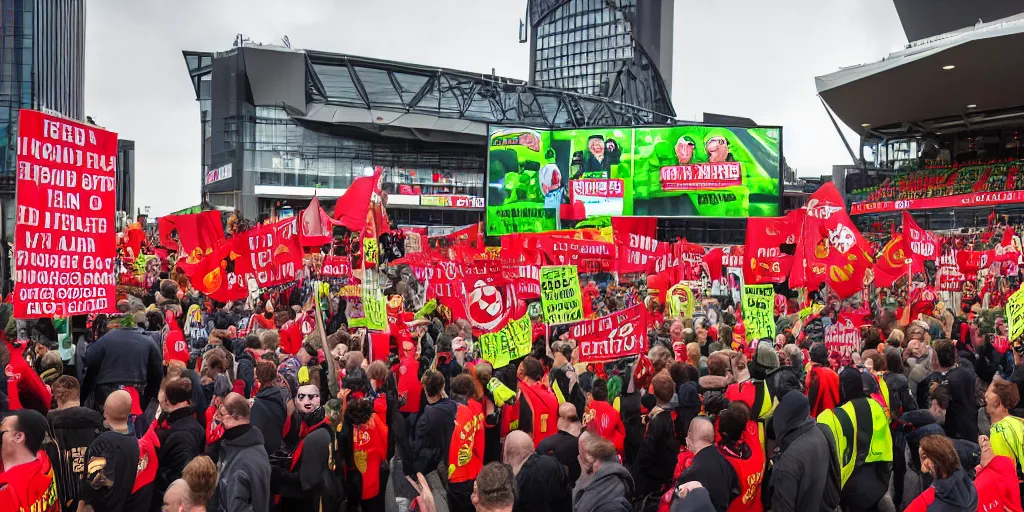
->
xmin=770 ymin=392 xmax=839 ymax=512
xmin=513 ymin=454 xmax=572 ymax=512
xmin=573 ymin=462 xmax=634 ymax=512
xmin=212 ymin=424 xmax=271 ymax=512
xmin=153 ymin=407 xmax=205 ymax=507
xmin=408 ymin=397 xmax=458 ymax=476
xmin=250 ymin=385 xmax=287 ymax=455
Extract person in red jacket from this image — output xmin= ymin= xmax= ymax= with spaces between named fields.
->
xmin=518 ymin=357 xmax=560 ymax=448
xmin=0 ymin=409 xmax=59 ymax=511
xmin=582 ymin=378 xmax=625 ymax=458
xmin=348 ymin=394 xmax=388 ymax=512
xmin=975 ymin=434 xmax=1023 ymax=512
xmin=805 ymin=344 xmax=840 ymax=418
xmin=716 ymin=402 xmax=765 ymax=512
xmin=6 ymin=339 xmax=52 ymax=414
xmin=448 ymin=374 xmax=484 ymax=512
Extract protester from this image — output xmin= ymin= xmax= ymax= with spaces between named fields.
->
xmin=471 ymin=462 xmax=517 ymax=512
xmin=78 ymin=390 xmax=139 ymax=512
xmin=81 ymin=314 xmax=164 ymax=410
xmin=448 ymin=373 xmax=484 ymax=512
xmin=583 ymin=378 xmax=626 ymax=458
xmin=517 ymin=357 xmax=560 ymax=447
xmin=632 ymin=371 xmax=686 ymax=500
xmin=769 ymin=392 xmax=840 ymax=512
xmin=162 ymin=455 xmax=218 ymax=512
xmin=673 ymin=417 xmax=738 ymax=512
xmin=153 ymin=377 xmax=206 ymax=509
xmin=249 ymin=361 xmax=287 ymax=455
xmin=211 ymin=393 xmax=271 ymax=512
xmin=45 ymin=375 xmax=104 ymax=512
xmin=503 ymin=430 xmax=571 ymax=512
xmin=537 ymin=401 xmax=582 ymax=486
xmin=0 ymin=409 xmax=58 ymax=511
xmin=904 ymin=435 xmax=978 ymax=511
xmin=574 ymin=431 xmax=634 ymax=512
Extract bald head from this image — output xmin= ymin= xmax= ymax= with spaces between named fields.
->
xmin=503 ymin=430 xmax=535 ymax=473
xmin=557 ymin=401 xmax=580 ymax=435
xmin=220 ymin=392 xmax=250 ymax=429
xmin=163 ymin=479 xmax=192 ymax=511
xmin=104 ymin=390 xmax=132 ymax=424
xmin=686 ymin=416 xmax=715 ymax=453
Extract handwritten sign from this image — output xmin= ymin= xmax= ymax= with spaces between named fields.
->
xmin=540 ymin=265 xmax=583 ymax=325
xmin=742 ymin=284 xmax=775 ymax=342
xmin=363 ymin=237 xmax=379 ymax=266
xmin=478 ymin=312 xmax=532 ymax=369
xmin=362 ymin=284 xmax=387 ymax=331
xmin=570 ymin=305 xmax=648 ymax=362
xmin=1008 ymin=286 xmax=1024 ymax=342
xmin=14 ymin=110 xmax=118 ymax=318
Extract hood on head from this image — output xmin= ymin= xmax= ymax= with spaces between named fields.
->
xmin=839 ymin=367 xmax=865 ymax=404
xmin=773 ymin=391 xmax=812 ymax=443
xmin=677 ymin=381 xmax=700 ymax=409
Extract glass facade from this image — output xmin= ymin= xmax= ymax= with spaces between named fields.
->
xmin=533 ymin=0 xmax=635 ymax=96
xmin=234 ymin=106 xmax=485 ymax=218
xmin=0 ymin=0 xmax=85 ymax=241
xmin=528 ymin=0 xmax=674 ymax=116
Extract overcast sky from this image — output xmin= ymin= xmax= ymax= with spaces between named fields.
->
xmin=84 ymin=0 xmax=908 ymax=216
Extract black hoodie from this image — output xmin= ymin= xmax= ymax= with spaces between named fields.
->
xmin=251 ymin=384 xmax=288 ymax=455
xmin=769 ymin=393 xmax=839 ymax=512
xmin=916 ymin=469 xmax=978 ymax=512
xmin=45 ymin=406 xmax=105 ymax=512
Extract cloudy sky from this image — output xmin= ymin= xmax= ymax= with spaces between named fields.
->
xmin=84 ymin=0 xmax=908 ymax=216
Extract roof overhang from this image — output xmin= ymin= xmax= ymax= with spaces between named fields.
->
xmin=816 ymin=14 xmax=1024 ymax=139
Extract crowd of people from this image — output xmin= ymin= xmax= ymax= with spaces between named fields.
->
xmin=849 ymin=161 xmax=1023 ymax=203
xmin=2 ymin=222 xmax=1024 ymax=512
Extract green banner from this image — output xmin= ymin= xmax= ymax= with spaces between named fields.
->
xmin=743 ymin=284 xmax=776 ymax=342
xmin=486 ymin=203 xmax=558 ymax=236
xmin=1008 ymin=286 xmax=1024 ymax=342
xmin=479 ymin=312 xmax=532 ymax=369
xmin=540 ymin=265 xmax=584 ymax=325
xmin=362 ymin=285 xmax=387 ymax=331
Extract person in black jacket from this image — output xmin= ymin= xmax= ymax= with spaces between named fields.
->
xmin=250 ymin=361 xmax=287 ymax=455
xmin=406 ymin=370 xmax=458 ymax=477
xmin=631 ymin=371 xmax=685 ymax=499
xmin=46 ymin=376 xmax=104 ymax=512
xmin=79 ymin=390 xmax=139 ymax=512
xmin=768 ymin=391 xmax=840 ymax=512
xmin=210 ymin=393 xmax=271 ymax=512
xmin=234 ymin=335 xmax=263 ymax=398
xmin=504 ymin=430 xmax=571 ymax=512
xmin=81 ymin=315 xmax=164 ymax=411
xmin=916 ymin=340 xmax=979 ymax=441
xmin=152 ymin=377 xmax=205 ymax=510
xmin=549 ymin=341 xmax=586 ymax=418
xmin=275 ymin=377 xmax=344 ymax=512
xmin=674 ymin=417 xmax=738 ymax=512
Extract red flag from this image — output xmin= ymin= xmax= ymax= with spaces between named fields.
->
xmin=164 ymin=211 xmax=225 ymax=264
xmin=570 ymin=305 xmax=649 ymax=362
xmin=299 ymin=195 xmax=342 ymax=247
xmin=612 ymin=217 xmax=662 ymax=274
xmin=744 ymin=210 xmax=801 ymax=284
xmin=873 ymin=233 xmax=908 ymax=288
xmin=702 ymin=247 xmax=725 ymax=283
xmin=902 ymin=212 xmax=938 ymax=273
xmin=177 ymin=237 xmax=246 ymax=302
xmin=333 ymin=166 xmax=389 ymax=234
xmin=792 ymin=183 xmax=872 ymax=299
xmin=157 ymin=217 xmax=179 ymax=250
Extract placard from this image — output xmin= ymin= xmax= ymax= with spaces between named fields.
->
xmin=570 ymin=304 xmax=648 ymax=362
xmin=1007 ymin=286 xmax=1024 ymax=342
xmin=363 ymin=237 xmax=379 ymax=266
xmin=742 ymin=284 xmax=775 ymax=342
xmin=478 ymin=312 xmax=532 ymax=369
xmin=14 ymin=109 xmax=118 ymax=318
xmin=825 ymin=313 xmax=862 ymax=359
xmin=362 ymin=284 xmax=387 ymax=332
xmin=321 ymin=255 xmax=352 ymax=278
xmin=540 ymin=265 xmax=583 ymax=325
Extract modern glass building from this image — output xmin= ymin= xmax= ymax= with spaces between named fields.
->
xmin=183 ymin=44 xmax=672 ymax=225
xmin=527 ymin=0 xmax=675 ymax=117
xmin=116 ymin=139 xmax=135 ymax=216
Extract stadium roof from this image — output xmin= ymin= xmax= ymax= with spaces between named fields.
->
xmin=184 ymin=45 xmax=674 ymax=144
xmin=816 ymin=14 xmax=1024 ymax=139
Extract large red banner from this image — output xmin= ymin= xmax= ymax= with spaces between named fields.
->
xmin=14 ymin=110 xmax=118 ymax=318
xmin=659 ymin=162 xmax=742 ymax=191
xmin=850 ymin=190 xmax=1024 ymax=215
xmin=570 ymin=304 xmax=648 ymax=362
xmin=612 ymin=217 xmax=661 ymax=274
xmin=320 ymin=255 xmax=352 ymax=278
